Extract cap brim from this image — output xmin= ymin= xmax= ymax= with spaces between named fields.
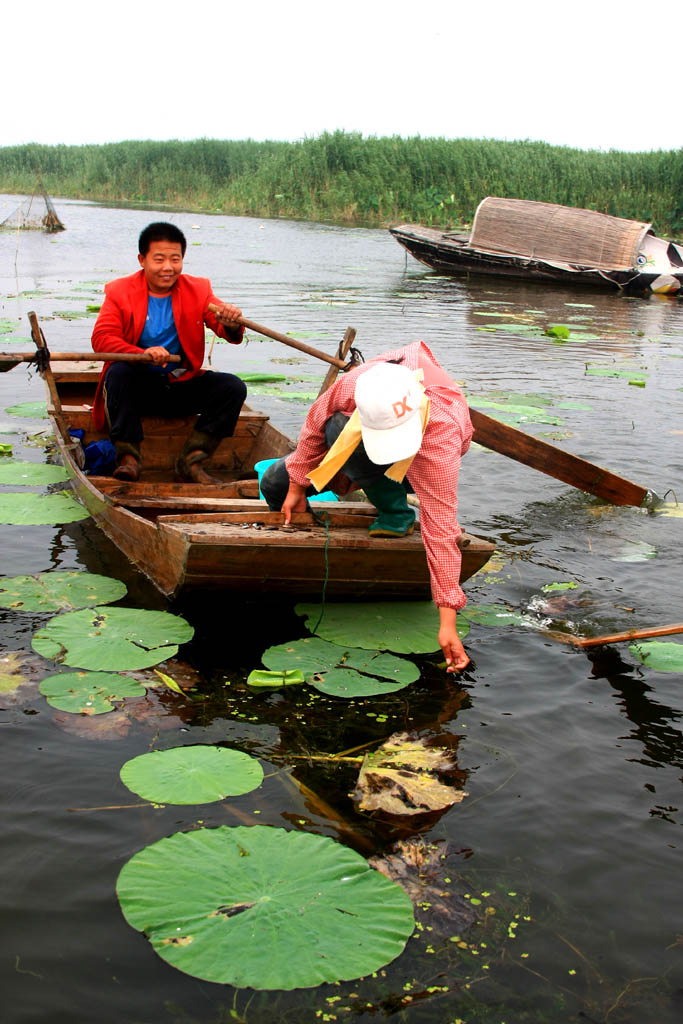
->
xmin=361 ymin=412 xmax=423 ymax=465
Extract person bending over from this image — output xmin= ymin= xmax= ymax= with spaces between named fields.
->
xmin=91 ymin=221 xmax=247 ymax=484
xmin=260 ymin=341 xmax=473 ymax=671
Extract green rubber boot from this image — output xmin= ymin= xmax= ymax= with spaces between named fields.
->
xmin=364 ymin=476 xmax=416 ymax=538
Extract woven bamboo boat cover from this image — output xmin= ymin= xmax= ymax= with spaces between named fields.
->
xmin=469 ymin=197 xmax=651 ymax=270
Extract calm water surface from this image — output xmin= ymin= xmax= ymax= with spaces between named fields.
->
xmin=1 ymin=196 xmax=681 ymax=1024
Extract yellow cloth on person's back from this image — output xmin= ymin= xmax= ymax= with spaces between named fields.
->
xmin=307 ymin=396 xmax=430 ymax=492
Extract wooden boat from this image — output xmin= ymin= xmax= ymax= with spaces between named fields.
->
xmin=391 ymin=197 xmax=683 ymax=295
xmin=46 ymin=359 xmax=495 ymax=600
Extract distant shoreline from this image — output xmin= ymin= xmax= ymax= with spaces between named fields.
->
xmin=2 ymin=132 xmax=680 ymax=234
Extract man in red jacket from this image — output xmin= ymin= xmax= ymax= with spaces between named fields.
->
xmin=91 ymin=221 xmax=246 ymax=483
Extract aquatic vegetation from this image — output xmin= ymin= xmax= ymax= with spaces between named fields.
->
xmin=246 ymin=668 xmax=305 ymax=688
xmin=120 ymin=746 xmax=264 ymax=804
xmin=0 ymin=491 xmax=90 ymax=524
xmin=0 ymin=571 xmax=126 ymax=611
xmin=3 ymin=134 xmax=681 ymax=231
xmin=32 ymin=606 xmax=194 ymax=670
xmin=460 ymin=603 xmax=528 ymax=626
xmin=261 ymin=636 xmax=419 ymax=697
xmin=352 ymin=733 xmax=466 ymax=819
xmin=5 ymin=401 xmax=48 ymax=418
xmin=629 ymin=640 xmax=683 ymax=672
xmin=0 ymin=461 xmax=68 ymax=485
xmin=295 ymin=601 xmax=459 ymax=653
xmin=39 ymin=671 xmax=147 ymax=714
xmin=116 ymin=825 xmax=415 ymax=988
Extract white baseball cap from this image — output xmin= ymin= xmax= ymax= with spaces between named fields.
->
xmin=354 ymin=362 xmax=425 ymax=464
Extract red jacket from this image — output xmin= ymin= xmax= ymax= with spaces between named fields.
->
xmin=90 ymin=270 xmax=243 ymax=430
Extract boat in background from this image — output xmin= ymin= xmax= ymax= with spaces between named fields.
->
xmin=390 ymin=197 xmax=683 ymax=295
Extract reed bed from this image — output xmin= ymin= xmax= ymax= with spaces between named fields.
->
xmin=1 ymin=133 xmax=681 ymax=233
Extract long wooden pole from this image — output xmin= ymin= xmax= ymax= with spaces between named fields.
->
xmin=570 ymin=622 xmax=683 ymax=649
xmin=208 ymin=304 xmax=349 ymax=369
xmin=0 ymin=351 xmax=182 ymax=364
xmin=469 ymin=408 xmax=650 ymax=507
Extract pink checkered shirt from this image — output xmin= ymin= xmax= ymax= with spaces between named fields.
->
xmin=286 ymin=342 xmax=473 ymax=609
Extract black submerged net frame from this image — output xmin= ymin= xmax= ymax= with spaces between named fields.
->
xmin=0 ymin=181 xmax=65 ymax=233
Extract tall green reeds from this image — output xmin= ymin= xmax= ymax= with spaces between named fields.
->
xmin=1 ymin=133 xmax=681 ymax=233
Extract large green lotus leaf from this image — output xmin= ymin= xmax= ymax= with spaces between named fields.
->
xmin=629 ymin=641 xmax=683 ymax=672
xmin=39 ymin=671 xmax=146 ymax=714
xmin=120 ymin=746 xmax=264 ymax=804
xmin=5 ymin=401 xmax=48 ymax=418
xmin=32 ymin=606 xmax=194 ymax=670
xmin=311 ymin=666 xmax=411 ymax=698
xmin=470 ymin=399 xmax=563 ymax=426
xmin=262 ymin=637 xmax=419 ymax=696
xmin=0 ymin=461 xmax=68 ymax=485
xmin=461 ymin=603 xmax=526 ymax=627
xmin=0 ymin=491 xmax=90 ymax=524
xmin=0 ymin=571 xmax=126 ymax=611
xmin=116 ymin=825 xmax=414 ymax=988
xmin=295 ymin=602 xmax=449 ymax=653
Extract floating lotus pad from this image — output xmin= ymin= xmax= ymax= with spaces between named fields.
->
xmin=5 ymin=401 xmax=48 ymax=418
xmin=120 ymin=746 xmax=264 ymax=804
xmin=296 ymin=601 xmax=466 ymax=653
xmin=0 ymin=492 xmax=90 ymax=525
xmin=39 ymin=671 xmax=146 ymax=714
xmin=246 ymin=668 xmax=305 ymax=688
xmin=262 ymin=637 xmax=419 ymax=696
xmin=32 ymin=606 xmax=194 ymax=670
xmin=629 ymin=641 xmax=683 ymax=672
xmin=461 ymin=603 xmax=527 ymax=626
xmin=0 ymin=571 xmax=126 ymax=612
xmin=0 ymin=461 xmax=68 ymax=485
xmin=116 ymin=825 xmax=415 ymax=988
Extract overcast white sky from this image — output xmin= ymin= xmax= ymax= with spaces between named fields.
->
xmin=2 ymin=0 xmax=679 ymax=153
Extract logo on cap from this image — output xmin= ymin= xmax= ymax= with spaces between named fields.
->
xmin=392 ymin=396 xmax=413 ymax=419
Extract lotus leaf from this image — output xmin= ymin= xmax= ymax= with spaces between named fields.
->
xmin=470 ymin=399 xmax=562 ymax=426
xmin=352 ymin=733 xmax=466 ymax=818
xmin=39 ymin=671 xmax=146 ymax=714
xmin=461 ymin=603 xmax=527 ymax=626
xmin=0 ymin=461 xmax=69 ymax=485
xmin=32 ymin=606 xmax=194 ymax=670
xmin=120 ymin=746 xmax=264 ymax=803
xmin=5 ymin=401 xmax=48 ymax=418
xmin=262 ymin=636 xmax=419 ymax=695
xmin=585 ymin=366 xmax=648 ymax=380
xmin=629 ymin=641 xmax=683 ymax=673
xmin=295 ymin=601 xmax=452 ymax=653
xmin=545 ymin=325 xmax=570 ymax=339
xmin=246 ymin=668 xmax=305 ymax=688
xmin=0 ymin=653 xmax=29 ymax=695
xmin=541 ymin=582 xmax=578 ymax=594
xmin=116 ymin=825 xmax=414 ymax=988
xmin=0 ymin=571 xmax=126 ymax=611
xmin=0 ymin=491 xmax=90 ymax=524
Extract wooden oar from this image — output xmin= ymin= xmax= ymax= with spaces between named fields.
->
xmin=560 ymin=622 xmax=683 ymax=649
xmin=0 ymin=351 xmax=182 ymax=364
xmin=207 ymin=304 xmax=352 ymax=370
xmin=469 ymin=408 xmax=650 ymax=507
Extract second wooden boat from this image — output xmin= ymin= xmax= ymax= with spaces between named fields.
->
xmin=391 ymin=197 xmax=683 ymax=295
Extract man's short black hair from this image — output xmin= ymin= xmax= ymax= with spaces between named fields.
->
xmin=138 ymin=221 xmax=187 ymax=257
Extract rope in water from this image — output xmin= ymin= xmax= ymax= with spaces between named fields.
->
xmin=310 ymin=509 xmax=331 ymax=634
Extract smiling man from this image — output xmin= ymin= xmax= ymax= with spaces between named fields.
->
xmin=91 ymin=221 xmax=247 ymax=483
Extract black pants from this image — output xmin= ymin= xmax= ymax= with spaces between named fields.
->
xmin=260 ymin=411 xmax=398 ymax=508
xmin=103 ymin=364 xmax=247 ymax=446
